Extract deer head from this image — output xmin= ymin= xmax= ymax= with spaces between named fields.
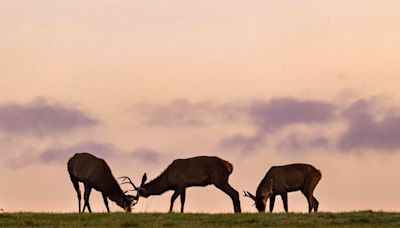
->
xmin=244 ymin=179 xmax=273 ymax=212
xmin=118 ymin=176 xmax=140 ymax=211
xmin=136 ymin=173 xmax=149 ymax=197
xmin=123 ymin=194 xmax=139 ymax=212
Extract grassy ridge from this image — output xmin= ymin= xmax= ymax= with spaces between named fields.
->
xmin=0 ymin=211 xmax=399 ymax=227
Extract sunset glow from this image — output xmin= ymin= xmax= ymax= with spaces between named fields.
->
xmin=1 ymin=1 xmax=400 ymax=213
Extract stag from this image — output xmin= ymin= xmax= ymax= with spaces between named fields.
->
xmin=123 ymin=156 xmax=241 ymax=213
xmin=244 ymin=163 xmax=321 ymax=213
xmin=67 ymin=153 xmax=137 ymax=213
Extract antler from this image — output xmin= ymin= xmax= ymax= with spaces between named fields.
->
xmin=119 ymin=176 xmax=141 ymax=208
xmin=243 ymin=191 xmax=257 ymax=201
xmin=118 ymin=176 xmax=138 ymax=190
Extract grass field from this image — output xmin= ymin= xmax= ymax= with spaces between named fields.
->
xmin=1 ymin=211 xmax=399 ymax=227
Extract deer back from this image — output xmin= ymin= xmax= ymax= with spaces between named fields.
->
xmin=68 ymin=153 xmax=125 ymax=201
xmin=257 ymin=163 xmax=320 ymax=195
xmin=141 ymin=156 xmax=232 ymax=195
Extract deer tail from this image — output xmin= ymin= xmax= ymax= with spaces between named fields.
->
xmin=221 ymin=159 xmax=233 ymax=174
xmin=314 ymin=168 xmax=322 ymax=182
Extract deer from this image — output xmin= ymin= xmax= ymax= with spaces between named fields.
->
xmin=244 ymin=163 xmax=321 ymax=213
xmin=67 ymin=152 xmax=138 ymax=213
xmin=122 ymin=156 xmax=241 ymax=213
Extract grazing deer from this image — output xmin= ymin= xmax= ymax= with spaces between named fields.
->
xmin=244 ymin=163 xmax=321 ymax=213
xmin=124 ymin=156 xmax=241 ymax=213
xmin=67 ymin=153 xmax=137 ymax=213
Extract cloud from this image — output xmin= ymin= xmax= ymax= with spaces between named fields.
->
xmin=6 ymin=148 xmax=39 ymax=169
xmin=219 ymin=97 xmax=336 ymax=152
xmin=248 ymin=98 xmax=335 ymax=132
xmin=338 ymin=99 xmax=400 ymax=151
xmin=218 ymin=132 xmax=265 ymax=152
xmin=134 ymin=99 xmax=209 ymax=127
xmin=134 ymin=97 xmax=336 ymax=153
xmin=134 ymin=99 xmax=244 ymax=127
xmin=129 ymin=148 xmax=163 ymax=164
xmin=5 ymin=141 xmax=166 ymax=168
xmin=39 ymin=141 xmax=117 ymax=164
xmin=276 ymin=133 xmax=330 ymax=152
xmin=0 ymin=98 xmax=99 ymax=136
xmin=134 ymin=96 xmax=400 ymax=154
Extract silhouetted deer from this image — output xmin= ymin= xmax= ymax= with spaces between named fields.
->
xmin=244 ymin=163 xmax=321 ymax=213
xmin=67 ymin=153 xmax=137 ymax=213
xmin=124 ymin=156 xmax=241 ymax=213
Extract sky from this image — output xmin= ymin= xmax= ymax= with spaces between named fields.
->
xmin=1 ymin=0 xmax=400 ymax=213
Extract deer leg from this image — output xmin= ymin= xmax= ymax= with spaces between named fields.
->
xmin=83 ymin=184 xmax=92 ymax=213
xmin=169 ymin=190 xmax=180 ymax=212
xmin=304 ymin=171 xmax=321 ymax=213
xmin=308 ymin=178 xmax=320 ymax=213
xmin=70 ymin=177 xmax=81 ymax=213
xmin=301 ymin=190 xmax=313 ymax=213
xmin=215 ymin=183 xmax=241 ymax=213
xmin=307 ymin=195 xmax=313 ymax=213
xmin=312 ymin=196 xmax=319 ymax=212
xmin=102 ymin=193 xmax=110 ymax=213
xmin=281 ymin=193 xmax=288 ymax=213
xmin=269 ymin=194 xmax=276 ymax=212
xmin=303 ymin=177 xmax=321 ymax=213
xmin=180 ymin=189 xmax=186 ymax=213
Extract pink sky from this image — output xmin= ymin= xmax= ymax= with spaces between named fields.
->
xmin=1 ymin=0 xmax=400 ymax=213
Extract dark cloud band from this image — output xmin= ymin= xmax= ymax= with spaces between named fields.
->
xmin=133 ymin=96 xmax=400 ymax=153
xmin=0 ymin=98 xmax=99 ymax=136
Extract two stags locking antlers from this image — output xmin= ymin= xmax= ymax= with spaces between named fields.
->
xmin=118 ymin=176 xmax=140 ymax=206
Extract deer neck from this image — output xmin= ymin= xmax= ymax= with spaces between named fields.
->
xmin=256 ymin=173 xmax=273 ymax=197
xmin=102 ymin=179 xmax=126 ymax=207
xmin=143 ymin=174 xmax=171 ymax=196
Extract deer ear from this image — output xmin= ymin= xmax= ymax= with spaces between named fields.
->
xmin=141 ymin=173 xmax=147 ymax=186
